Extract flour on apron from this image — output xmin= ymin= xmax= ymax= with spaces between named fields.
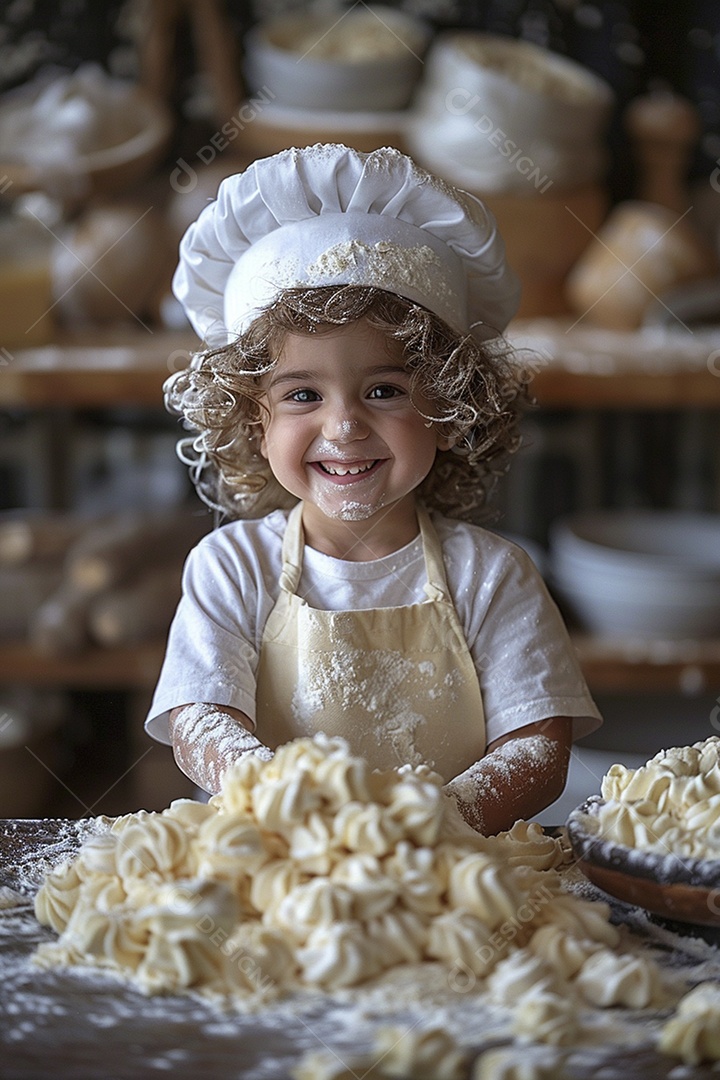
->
xmin=255 ymin=503 xmax=486 ymax=780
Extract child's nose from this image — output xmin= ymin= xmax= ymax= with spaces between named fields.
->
xmin=322 ymin=407 xmax=368 ymax=443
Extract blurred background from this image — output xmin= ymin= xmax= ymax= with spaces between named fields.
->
xmin=0 ymin=0 xmax=719 ymax=822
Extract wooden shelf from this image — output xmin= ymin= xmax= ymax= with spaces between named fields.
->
xmin=572 ymin=634 xmax=720 ymax=695
xmin=2 ymin=322 xmax=720 ymax=410
xmin=0 ymin=641 xmax=165 ymax=690
xmin=0 ymin=328 xmax=199 ymax=408
xmin=509 ymin=318 xmax=720 ymax=409
xmin=530 ymin=366 xmax=720 ymax=409
xmin=0 ymin=637 xmax=718 ymax=696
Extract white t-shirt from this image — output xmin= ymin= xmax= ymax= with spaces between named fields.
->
xmin=147 ymin=508 xmax=601 ymax=750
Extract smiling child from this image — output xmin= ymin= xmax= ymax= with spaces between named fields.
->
xmin=146 ymin=144 xmax=601 ymax=833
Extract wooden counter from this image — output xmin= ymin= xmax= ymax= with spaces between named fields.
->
xmin=0 ymin=641 xmax=166 ymax=689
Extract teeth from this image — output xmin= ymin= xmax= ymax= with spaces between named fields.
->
xmin=320 ymin=461 xmax=376 ymax=476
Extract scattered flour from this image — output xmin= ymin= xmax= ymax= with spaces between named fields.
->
xmin=307 ymin=241 xmax=450 ymax=309
xmin=4 ymin=737 xmax=720 ymax=1077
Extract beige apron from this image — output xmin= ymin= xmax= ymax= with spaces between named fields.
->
xmin=255 ymin=503 xmax=485 ymax=780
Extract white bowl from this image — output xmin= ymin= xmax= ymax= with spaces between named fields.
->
xmin=549 ymin=511 xmax=720 ymax=639
xmin=0 ymin=77 xmax=172 ymax=200
xmin=406 ymin=31 xmax=613 ymax=192
xmin=243 ymin=7 xmax=430 ymax=112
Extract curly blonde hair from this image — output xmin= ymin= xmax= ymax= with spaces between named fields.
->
xmin=165 ymin=285 xmax=529 ymax=523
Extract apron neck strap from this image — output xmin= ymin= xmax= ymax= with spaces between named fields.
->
xmin=278 ymin=502 xmax=305 ymax=593
xmin=279 ymin=501 xmax=450 ymax=601
xmin=416 ymin=504 xmax=450 ymax=602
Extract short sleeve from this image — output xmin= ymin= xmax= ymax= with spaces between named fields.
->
xmin=145 ymin=537 xmax=260 ymax=745
xmin=462 ymin=540 xmax=602 ymax=745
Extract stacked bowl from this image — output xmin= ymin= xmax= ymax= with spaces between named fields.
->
xmin=243 ymin=5 xmax=431 ymax=113
xmin=549 ymin=511 xmax=720 ymax=639
xmin=406 ymin=32 xmax=614 ymax=194
xmin=240 ymin=6 xmax=430 ymax=157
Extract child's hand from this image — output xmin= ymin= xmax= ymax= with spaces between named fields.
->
xmin=169 ymin=703 xmax=272 ymax=794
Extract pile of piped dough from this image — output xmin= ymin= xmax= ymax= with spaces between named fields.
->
xmin=598 ymin=736 xmax=720 ymax=859
xmin=34 ymin=734 xmax=681 ymax=1059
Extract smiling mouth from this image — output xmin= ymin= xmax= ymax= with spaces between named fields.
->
xmin=312 ymin=459 xmax=382 ymax=482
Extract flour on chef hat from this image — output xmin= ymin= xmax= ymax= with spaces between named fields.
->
xmin=172 ymin=143 xmax=520 ymax=346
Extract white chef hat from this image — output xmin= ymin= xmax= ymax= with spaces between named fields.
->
xmin=173 ymin=143 xmax=520 ymax=346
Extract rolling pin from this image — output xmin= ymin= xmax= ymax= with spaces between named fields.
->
xmin=0 ymin=512 xmax=91 ymax=566
xmin=88 ymin=564 xmax=183 ymax=646
xmin=65 ymin=509 xmax=210 ymax=594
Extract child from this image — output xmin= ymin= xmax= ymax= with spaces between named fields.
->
xmin=147 ymin=143 xmax=601 ymax=833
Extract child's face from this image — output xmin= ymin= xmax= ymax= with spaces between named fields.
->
xmin=259 ymin=320 xmax=449 ymax=529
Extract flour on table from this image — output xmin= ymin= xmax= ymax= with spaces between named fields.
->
xmin=0 ymin=885 xmax=24 ymax=908
xmin=292 ymin=1023 xmax=466 ymax=1080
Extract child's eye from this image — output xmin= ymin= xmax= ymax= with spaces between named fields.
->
xmin=287 ymin=388 xmax=320 ymax=403
xmin=368 ymin=384 xmax=403 ymax=399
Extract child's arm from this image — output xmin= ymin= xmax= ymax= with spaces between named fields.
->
xmin=168 ymin=703 xmax=273 ymax=794
xmin=444 ymin=717 xmax=572 ymax=835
